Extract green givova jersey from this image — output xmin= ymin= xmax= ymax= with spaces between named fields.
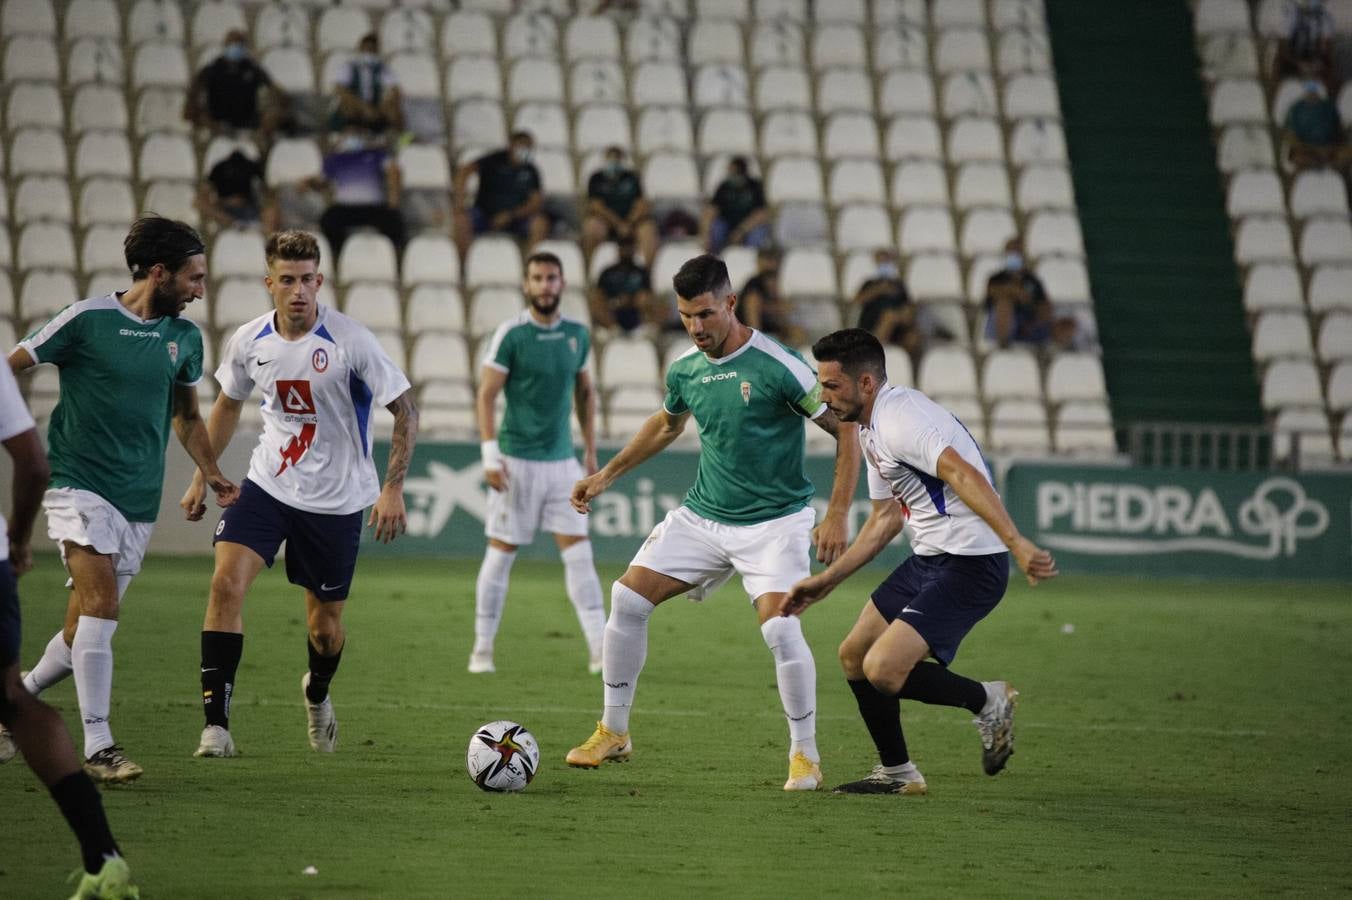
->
xmin=483 ymin=311 xmax=590 ymax=461
xmin=664 ymin=331 xmax=824 ymax=525
xmin=20 ymin=295 xmax=204 ymax=523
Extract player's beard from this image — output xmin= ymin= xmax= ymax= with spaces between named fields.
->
xmin=529 ymin=292 xmax=561 ymax=317
xmin=150 ymin=281 xmax=188 ymax=318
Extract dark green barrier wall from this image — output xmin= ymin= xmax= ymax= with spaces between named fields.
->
xmin=1005 ymin=463 xmax=1351 ymax=580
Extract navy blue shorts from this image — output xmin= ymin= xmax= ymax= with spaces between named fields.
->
xmin=870 ymin=551 xmax=1010 ymax=666
xmin=214 ymin=480 xmax=363 ymax=602
xmin=470 ymin=206 xmax=531 ymax=239
xmin=0 ymin=561 xmax=19 ymax=668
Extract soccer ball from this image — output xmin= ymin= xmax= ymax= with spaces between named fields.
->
xmin=466 ymin=720 xmax=540 ymax=792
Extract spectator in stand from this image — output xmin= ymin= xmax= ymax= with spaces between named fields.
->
xmin=453 ymin=131 xmax=550 ymax=258
xmin=330 ymin=33 xmax=404 ymax=137
xmin=582 ymin=146 xmax=659 ymax=266
xmin=739 ymin=247 xmax=802 ymax=345
xmin=984 ymin=239 xmax=1077 ymax=351
xmin=196 ymin=148 xmax=280 ymax=234
xmin=591 ymin=235 xmax=656 ymax=336
xmin=183 ymin=30 xmax=288 ymax=147
xmin=300 ymin=128 xmax=405 ymax=260
xmin=702 ymin=157 xmax=772 ymax=254
xmin=853 ymin=249 xmax=921 ymax=356
xmin=1284 ymin=79 xmax=1352 ymax=170
xmin=1275 ymin=0 xmax=1336 ymax=86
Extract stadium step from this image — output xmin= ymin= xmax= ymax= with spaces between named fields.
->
xmin=1046 ymin=0 xmax=1264 ymax=437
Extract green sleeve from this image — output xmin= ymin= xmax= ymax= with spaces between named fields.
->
xmin=663 ymin=362 xmax=688 ymax=415
xmin=177 ymin=327 xmax=204 ymax=384
xmin=22 ymin=306 xmax=80 ymax=365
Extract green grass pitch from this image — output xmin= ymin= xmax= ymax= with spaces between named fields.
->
xmin=3 ymin=555 xmax=1349 ymax=898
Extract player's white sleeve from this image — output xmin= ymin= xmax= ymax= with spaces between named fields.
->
xmin=877 ymin=400 xmax=949 ymax=478
xmin=351 ymin=327 xmax=412 ymax=407
xmin=865 ymin=454 xmax=891 ymax=501
xmin=214 ymin=322 xmax=257 ymax=402
xmin=480 ymin=318 xmax=515 ymax=374
xmin=0 ymin=363 xmax=36 ymax=442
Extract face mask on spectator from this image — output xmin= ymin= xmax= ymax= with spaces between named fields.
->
xmin=340 ymin=135 xmax=365 ymax=152
xmin=877 ymin=262 xmax=899 ymax=279
xmin=514 ymin=146 xmax=533 ymax=164
xmin=360 ymin=52 xmax=380 ymax=66
xmin=1303 ymin=80 xmax=1326 ymax=98
xmin=606 ymin=159 xmax=623 ymax=175
xmin=224 ymin=42 xmax=247 ymax=62
xmin=1005 ymin=252 xmax=1024 ymax=271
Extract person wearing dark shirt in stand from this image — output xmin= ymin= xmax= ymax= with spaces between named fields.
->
xmin=854 ymin=249 xmax=920 ymax=356
xmin=453 ymin=131 xmax=550 ymax=258
xmin=984 ymin=239 xmax=1076 ymax=351
xmin=702 ymin=156 xmax=772 ymax=254
xmin=330 ymin=32 xmax=404 ymax=137
xmin=196 ymin=149 xmax=280 ymax=234
xmin=591 ymin=235 xmax=655 ymax=336
xmin=740 ymin=247 xmax=801 ymax=345
xmin=184 ymin=30 xmax=288 ymax=147
xmin=582 ymin=146 xmax=658 ymax=266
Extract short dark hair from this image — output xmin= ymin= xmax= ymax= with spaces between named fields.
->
xmin=510 ymin=129 xmax=534 ymax=144
xmin=525 ymin=251 xmax=563 ymax=276
xmin=672 ymin=254 xmax=731 ymax=301
xmin=265 ymin=230 xmax=321 ymax=269
xmin=729 ymin=155 xmax=749 ymax=175
xmin=812 ymin=328 xmax=887 ymax=380
xmin=124 ymin=216 xmax=205 ymax=281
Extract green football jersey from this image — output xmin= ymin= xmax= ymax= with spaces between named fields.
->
xmin=664 ymin=331 xmax=824 ymax=525
xmin=484 ymin=311 xmax=590 ymax=461
xmin=21 ymin=295 xmax=205 ymax=522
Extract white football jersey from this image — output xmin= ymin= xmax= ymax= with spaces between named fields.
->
xmin=217 ymin=306 xmax=411 ymax=515
xmin=0 ymin=363 xmax=36 ymax=561
xmin=860 ymin=382 xmax=1005 ymax=557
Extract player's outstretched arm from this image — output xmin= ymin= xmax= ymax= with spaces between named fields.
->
xmin=3 ymin=427 xmax=49 ymax=576
xmin=574 ymin=367 xmax=598 ymax=475
xmin=173 ymin=384 xmax=240 ymax=519
xmin=477 ymin=365 xmax=510 ymax=492
xmin=934 ymin=447 xmax=1058 ymax=586
xmin=809 ymin=409 xmax=861 ymax=563
xmin=570 ymin=407 xmax=688 ymax=513
xmin=781 ymin=498 xmax=907 ymax=617
xmin=369 ymin=388 xmax=419 ymax=544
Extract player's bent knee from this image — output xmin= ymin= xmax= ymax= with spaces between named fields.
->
xmin=838 ymin=640 xmax=866 ymax=679
xmin=862 ymin=652 xmax=910 ymax=696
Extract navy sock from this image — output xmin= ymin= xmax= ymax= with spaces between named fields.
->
xmin=305 ymin=638 xmax=343 ymax=704
xmin=201 ymin=631 xmax=243 ymax=729
xmin=898 ymin=661 xmax=988 ymax=714
xmin=847 ymin=678 xmax=909 ymax=767
xmin=49 ymin=771 xmax=120 ymax=874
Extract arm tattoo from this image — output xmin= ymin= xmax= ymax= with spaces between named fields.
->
xmin=383 ymin=390 xmax=419 ymax=488
xmin=813 ymin=408 xmax=842 ymax=437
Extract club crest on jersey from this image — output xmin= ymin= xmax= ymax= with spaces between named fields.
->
xmin=568 ymin=335 xmax=578 ymax=355
xmin=740 ymin=381 xmax=751 ymax=405
xmin=312 ymin=348 xmax=329 ymax=373
xmin=167 ymin=341 xmax=178 ymax=364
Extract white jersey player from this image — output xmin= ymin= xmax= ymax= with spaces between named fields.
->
xmin=181 ymin=230 xmax=418 ymax=760
xmin=782 ymin=328 xmax=1057 ymax=795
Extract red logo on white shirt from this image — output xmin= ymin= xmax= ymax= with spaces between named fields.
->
xmin=275 ymin=380 xmax=317 ymax=475
xmin=312 ymin=348 xmax=329 ymax=372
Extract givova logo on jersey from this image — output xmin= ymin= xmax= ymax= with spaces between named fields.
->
xmin=275 ymin=379 xmax=318 ymax=476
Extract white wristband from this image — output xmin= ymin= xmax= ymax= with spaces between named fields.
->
xmin=481 ymin=439 xmax=503 ymax=472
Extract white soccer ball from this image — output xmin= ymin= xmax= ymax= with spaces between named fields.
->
xmin=466 ymin=720 xmax=540 ymax=792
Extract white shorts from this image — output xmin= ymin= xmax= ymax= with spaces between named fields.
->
xmin=485 ymin=455 xmax=589 ymax=546
xmin=44 ymin=487 xmax=154 ymax=589
xmin=630 ymin=505 xmax=815 ymax=603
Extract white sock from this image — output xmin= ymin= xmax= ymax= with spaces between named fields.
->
xmin=761 ymin=615 xmax=818 ymax=763
xmin=882 ymin=761 xmax=922 ymax=781
xmin=560 ymin=541 xmax=606 ymax=659
xmin=600 ymin=582 xmax=653 ymax=735
xmin=72 ymin=615 xmax=119 ymax=758
xmin=472 ymin=546 xmax=516 ymax=656
xmin=24 ymin=629 xmax=74 ymax=695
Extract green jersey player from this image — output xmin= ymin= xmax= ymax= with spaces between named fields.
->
xmin=0 ymin=217 xmax=238 ymax=784
xmin=470 ymin=252 xmax=604 ymax=676
xmin=565 ymin=254 xmax=861 ymax=791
